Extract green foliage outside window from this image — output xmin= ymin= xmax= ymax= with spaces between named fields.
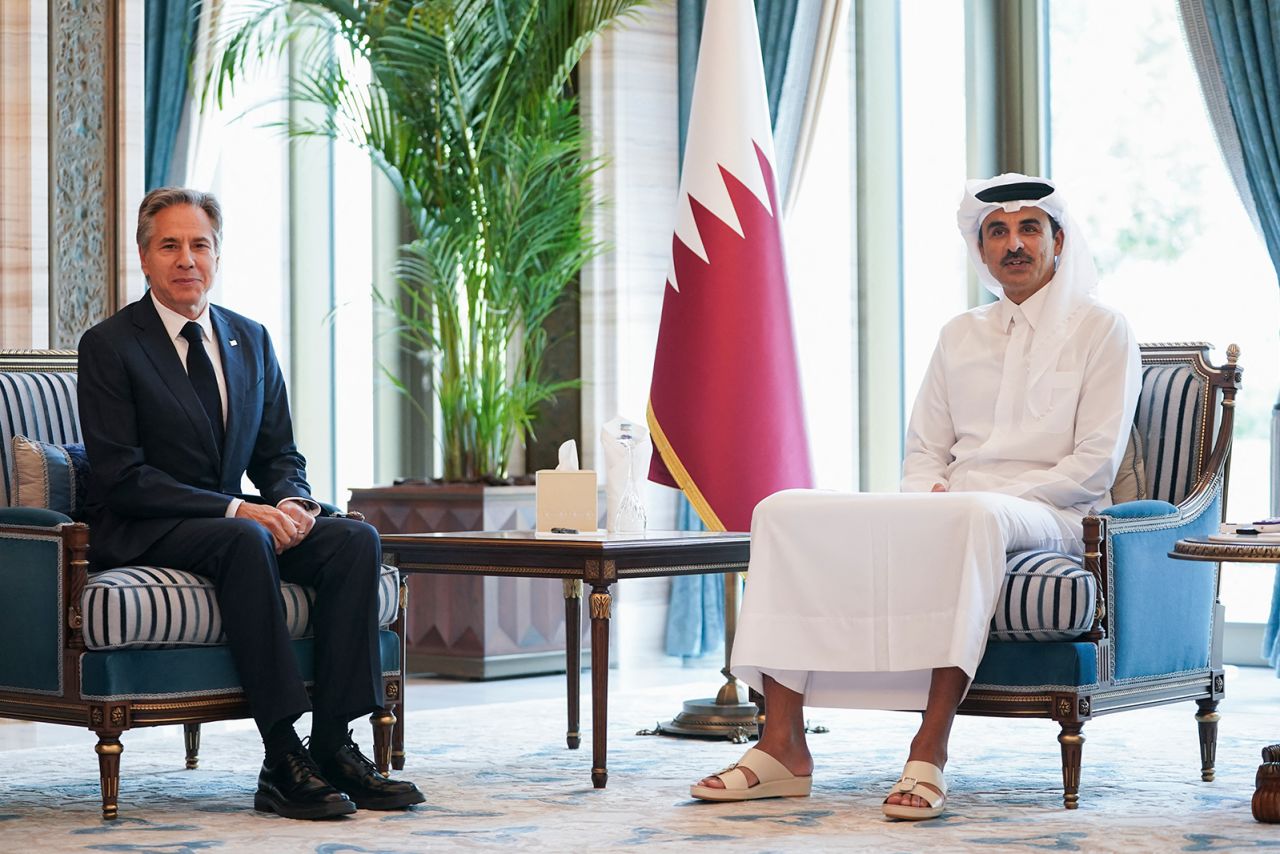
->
xmin=210 ymin=0 xmax=647 ymax=481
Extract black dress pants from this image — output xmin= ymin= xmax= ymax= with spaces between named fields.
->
xmin=134 ymin=515 xmax=383 ymax=733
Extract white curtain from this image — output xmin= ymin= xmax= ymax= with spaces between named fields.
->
xmin=168 ymin=0 xmax=226 ymax=188
xmin=779 ymin=0 xmax=848 ymax=215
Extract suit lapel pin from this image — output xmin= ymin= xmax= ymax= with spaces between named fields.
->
xmin=229 ymin=339 xmax=238 ymax=347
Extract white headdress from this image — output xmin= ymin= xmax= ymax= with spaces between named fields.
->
xmin=956 ymin=173 xmax=1099 ymax=418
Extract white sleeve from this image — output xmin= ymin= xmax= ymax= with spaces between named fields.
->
xmin=900 ymin=339 xmax=956 ymax=493
xmin=993 ymin=313 xmax=1141 ymax=509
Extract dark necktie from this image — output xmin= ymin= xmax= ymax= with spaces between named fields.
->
xmin=179 ymin=321 xmax=225 ymax=449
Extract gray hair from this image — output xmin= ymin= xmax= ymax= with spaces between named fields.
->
xmin=136 ymin=187 xmax=224 ymax=253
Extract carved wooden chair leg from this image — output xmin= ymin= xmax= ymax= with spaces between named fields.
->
xmin=94 ymin=731 xmax=123 ymax=821
xmin=1058 ymin=722 xmax=1085 ymax=809
xmin=370 ymin=708 xmax=396 ymax=776
xmin=389 ymin=706 xmax=404 ymax=773
xmin=1196 ymin=698 xmax=1220 ymax=782
xmin=183 ymin=723 xmax=201 ymax=770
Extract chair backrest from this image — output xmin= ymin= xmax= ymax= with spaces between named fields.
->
xmin=0 ymin=351 xmax=80 ymax=508
xmin=1135 ymin=343 xmax=1228 ymax=506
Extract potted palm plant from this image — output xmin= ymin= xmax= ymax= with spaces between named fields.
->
xmin=211 ymin=0 xmax=645 ymax=482
xmin=209 ymin=0 xmax=646 ymax=678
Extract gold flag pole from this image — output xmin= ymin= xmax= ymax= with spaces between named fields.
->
xmin=649 ymin=571 xmax=760 ymax=742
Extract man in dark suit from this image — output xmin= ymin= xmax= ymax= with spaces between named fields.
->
xmin=77 ymin=187 xmax=424 ymax=820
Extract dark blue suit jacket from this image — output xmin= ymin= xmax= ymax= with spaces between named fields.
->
xmin=78 ymin=292 xmax=312 ymax=568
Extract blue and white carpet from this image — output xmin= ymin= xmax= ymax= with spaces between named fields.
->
xmin=1 ymin=671 xmax=1277 ymax=852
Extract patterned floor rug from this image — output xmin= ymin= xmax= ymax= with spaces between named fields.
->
xmin=1 ymin=672 xmax=1277 ymax=853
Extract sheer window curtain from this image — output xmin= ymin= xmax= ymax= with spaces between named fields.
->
xmin=1179 ymin=0 xmax=1280 ymax=675
xmin=170 ymin=0 xmax=226 ymax=190
xmin=144 ymin=0 xmax=208 ymax=190
xmin=665 ymin=0 xmax=848 ymax=660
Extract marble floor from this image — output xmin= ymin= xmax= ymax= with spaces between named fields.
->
xmin=0 ymin=656 xmax=729 ymax=753
xmin=0 ymin=662 xmax=1275 ymax=756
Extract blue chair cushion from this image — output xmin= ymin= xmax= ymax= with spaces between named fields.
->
xmin=80 ymin=629 xmax=401 ymax=701
xmin=991 ymin=551 xmax=1097 ymax=642
xmin=81 ymin=563 xmax=400 ymax=650
xmin=973 ymin=640 xmax=1099 ymax=689
xmin=0 ymin=532 xmax=64 ymax=694
xmin=10 ymin=436 xmax=90 ymax=519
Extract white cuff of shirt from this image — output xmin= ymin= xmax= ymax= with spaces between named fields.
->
xmin=278 ymin=496 xmax=322 ymax=517
xmin=225 ymin=497 xmax=321 ymax=517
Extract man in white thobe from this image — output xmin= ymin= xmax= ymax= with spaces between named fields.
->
xmin=692 ymin=174 xmax=1141 ymax=819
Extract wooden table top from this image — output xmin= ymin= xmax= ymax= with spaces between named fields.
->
xmin=379 ymin=530 xmax=750 ymax=580
xmin=1170 ymin=536 xmax=1280 ymax=563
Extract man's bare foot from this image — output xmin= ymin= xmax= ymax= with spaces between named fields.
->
xmin=884 ymin=750 xmax=947 ymax=808
xmin=697 ymin=740 xmax=813 ymax=790
xmin=884 ymin=781 xmax=943 ymax=808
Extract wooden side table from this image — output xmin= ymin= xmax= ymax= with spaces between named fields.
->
xmin=1170 ymin=536 xmax=1280 ymax=822
xmin=380 ymin=530 xmax=750 ymax=788
xmin=351 ymin=484 xmax=592 ymax=679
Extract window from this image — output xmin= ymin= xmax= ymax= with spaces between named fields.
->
xmin=786 ymin=14 xmax=856 ymax=491
xmin=901 ymin=0 xmax=969 ymax=408
xmin=195 ymin=1 xmax=376 ymax=506
xmin=1049 ymin=0 xmax=1279 ymax=625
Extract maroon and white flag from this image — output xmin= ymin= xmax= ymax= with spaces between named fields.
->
xmin=647 ymin=0 xmax=812 ymax=532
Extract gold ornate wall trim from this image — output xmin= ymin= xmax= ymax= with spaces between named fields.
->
xmin=49 ymin=0 xmax=120 ymax=347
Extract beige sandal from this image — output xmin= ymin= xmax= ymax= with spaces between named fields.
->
xmin=690 ymin=747 xmax=813 ymax=802
xmin=881 ymin=760 xmax=947 ymax=820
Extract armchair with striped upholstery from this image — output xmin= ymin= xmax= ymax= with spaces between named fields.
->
xmin=0 ymin=350 xmax=407 ymax=820
xmin=960 ymin=342 xmax=1241 ymax=808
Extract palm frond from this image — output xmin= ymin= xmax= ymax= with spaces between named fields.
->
xmin=205 ymin=0 xmax=650 ymax=480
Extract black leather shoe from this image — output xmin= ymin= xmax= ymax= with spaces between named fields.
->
xmin=255 ymin=748 xmax=357 ymax=820
xmin=316 ymin=737 xmax=425 ymax=810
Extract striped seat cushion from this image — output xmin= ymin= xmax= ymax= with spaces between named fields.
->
xmin=81 ymin=563 xmax=400 ymax=650
xmin=990 ymin=550 xmax=1097 ymax=642
xmin=1 ymin=371 xmax=80 ymax=508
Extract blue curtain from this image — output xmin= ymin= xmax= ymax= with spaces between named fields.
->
xmin=663 ymin=494 xmax=725 ymax=661
xmin=678 ymin=0 xmax=821 ymax=194
xmin=145 ymin=0 xmax=201 ymax=190
xmin=666 ymin=0 xmax=805 ymax=660
xmin=1200 ymin=0 xmax=1280 ymax=673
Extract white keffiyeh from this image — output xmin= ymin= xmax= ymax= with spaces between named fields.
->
xmin=956 ymin=173 xmax=1099 ymax=418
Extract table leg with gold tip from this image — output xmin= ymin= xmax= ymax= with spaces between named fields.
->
xmin=563 ymin=579 xmax=582 ymax=750
xmin=590 ymin=585 xmax=612 ymax=787
xmin=651 ymin=572 xmax=760 ymax=742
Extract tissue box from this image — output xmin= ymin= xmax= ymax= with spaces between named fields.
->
xmin=535 ymin=469 xmax=598 ymax=532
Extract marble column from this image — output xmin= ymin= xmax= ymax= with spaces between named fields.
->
xmin=0 ymin=0 xmax=143 ymax=350
xmin=0 ymin=0 xmax=48 ymax=347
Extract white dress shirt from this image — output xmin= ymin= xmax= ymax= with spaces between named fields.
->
xmin=900 ymin=285 xmax=1142 ymax=524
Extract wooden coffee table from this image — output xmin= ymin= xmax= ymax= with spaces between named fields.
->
xmin=1171 ymin=535 xmax=1280 ymax=822
xmin=379 ymin=530 xmax=750 ymax=788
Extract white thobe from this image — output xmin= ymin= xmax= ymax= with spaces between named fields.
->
xmin=730 ymin=286 xmax=1141 ymax=710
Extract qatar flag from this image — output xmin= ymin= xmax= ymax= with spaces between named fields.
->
xmin=646 ymin=0 xmax=812 ymax=532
